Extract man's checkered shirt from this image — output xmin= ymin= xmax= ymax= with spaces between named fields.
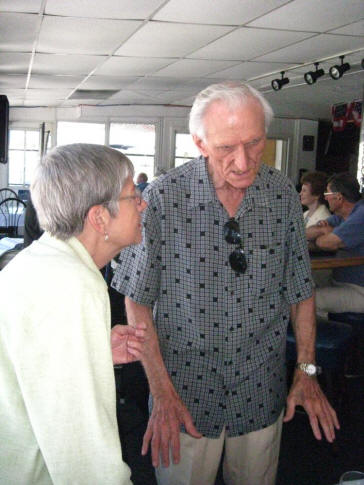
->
xmin=112 ymin=157 xmax=313 ymax=438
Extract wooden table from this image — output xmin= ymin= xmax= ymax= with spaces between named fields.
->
xmin=311 ymin=254 xmax=364 ymax=270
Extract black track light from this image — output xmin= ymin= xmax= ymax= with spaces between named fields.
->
xmin=329 ymin=55 xmax=351 ymax=80
xmin=361 ymin=58 xmax=364 ymax=69
xmin=304 ymin=62 xmax=325 ymax=85
xmin=271 ymin=71 xmax=290 ymax=91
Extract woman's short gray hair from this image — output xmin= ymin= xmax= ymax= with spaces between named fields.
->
xmin=31 ymin=143 xmax=134 ymax=240
xmin=189 ymin=81 xmax=274 ymax=140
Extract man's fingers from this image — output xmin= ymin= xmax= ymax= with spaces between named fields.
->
xmin=142 ymin=424 xmax=153 ymax=456
xmin=283 ymin=399 xmax=295 ymax=423
xmin=182 ymin=411 xmax=203 ymax=438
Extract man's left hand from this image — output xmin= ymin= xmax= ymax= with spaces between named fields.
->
xmin=284 ymin=370 xmax=340 ymax=442
xmin=111 ymin=323 xmax=146 ymax=365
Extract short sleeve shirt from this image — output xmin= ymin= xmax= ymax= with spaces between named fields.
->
xmin=112 ymin=157 xmax=313 ymax=438
xmin=326 ymin=199 xmax=364 ymax=286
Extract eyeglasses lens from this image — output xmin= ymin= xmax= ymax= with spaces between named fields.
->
xmin=223 ymin=219 xmax=247 ymax=274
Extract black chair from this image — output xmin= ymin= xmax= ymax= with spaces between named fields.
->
xmin=329 ymin=312 xmax=364 ymax=377
xmin=0 ymin=197 xmax=27 ymax=237
xmin=0 ymin=248 xmax=22 ymax=270
xmin=0 ymin=188 xmax=18 ymax=202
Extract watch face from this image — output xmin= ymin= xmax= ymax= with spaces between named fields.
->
xmin=306 ymin=364 xmax=316 ymax=375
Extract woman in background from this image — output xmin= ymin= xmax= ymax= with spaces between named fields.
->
xmin=300 ymin=171 xmax=331 ymax=227
xmin=0 ymin=143 xmax=147 ymax=485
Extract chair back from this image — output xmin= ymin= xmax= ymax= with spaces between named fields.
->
xmin=0 ymin=197 xmax=27 ymax=237
xmin=0 ymin=248 xmax=22 ymax=270
xmin=0 ymin=188 xmax=17 ymax=202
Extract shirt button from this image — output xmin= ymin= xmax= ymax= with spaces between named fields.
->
xmin=230 ymin=290 xmax=234 ymax=296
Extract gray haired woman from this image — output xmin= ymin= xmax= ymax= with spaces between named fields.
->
xmin=0 ymin=144 xmax=147 ymax=485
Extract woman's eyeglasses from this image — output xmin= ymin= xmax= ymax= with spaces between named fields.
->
xmin=223 ymin=218 xmax=247 ymax=274
xmin=119 ymin=188 xmax=143 ymax=206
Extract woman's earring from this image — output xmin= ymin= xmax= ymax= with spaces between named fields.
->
xmin=104 ymin=232 xmax=109 ymax=242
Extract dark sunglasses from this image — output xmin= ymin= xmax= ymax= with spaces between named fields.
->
xmin=223 ymin=218 xmax=247 ymax=274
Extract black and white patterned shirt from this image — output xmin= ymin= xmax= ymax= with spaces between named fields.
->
xmin=112 ymin=157 xmax=313 ymax=438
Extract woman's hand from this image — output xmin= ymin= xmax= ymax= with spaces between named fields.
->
xmin=111 ymin=323 xmax=146 ymax=365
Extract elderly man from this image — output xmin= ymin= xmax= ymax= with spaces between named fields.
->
xmin=306 ymin=172 xmax=364 ymax=314
xmin=112 ymin=82 xmax=339 ymax=485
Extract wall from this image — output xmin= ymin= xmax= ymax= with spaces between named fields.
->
xmin=1 ymin=104 xmax=318 ymax=188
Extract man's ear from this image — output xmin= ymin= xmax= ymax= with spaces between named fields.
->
xmin=86 ymin=205 xmax=109 ymax=235
xmin=192 ymin=134 xmax=208 ymax=157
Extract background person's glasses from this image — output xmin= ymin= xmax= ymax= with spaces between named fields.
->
xmin=323 ymin=191 xmax=338 ymax=196
xmin=223 ymin=218 xmax=247 ymax=274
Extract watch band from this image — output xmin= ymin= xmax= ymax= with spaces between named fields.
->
xmin=296 ymin=362 xmax=322 ymax=376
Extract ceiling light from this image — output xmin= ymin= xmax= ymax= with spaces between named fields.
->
xmin=304 ymin=62 xmax=325 ymax=85
xmin=271 ymin=71 xmax=290 ymax=91
xmin=329 ymin=55 xmax=351 ymax=80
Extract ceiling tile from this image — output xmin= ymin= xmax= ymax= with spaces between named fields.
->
xmin=330 ymin=20 xmax=364 ymax=36
xmin=32 ymin=53 xmax=107 ymax=75
xmin=0 ymin=52 xmax=31 ymax=73
xmin=152 ymin=59 xmax=240 ymax=77
xmin=0 ymin=13 xmax=39 ymax=51
xmin=114 ymin=21 xmax=233 ymax=57
xmin=255 ymin=34 xmax=364 ymax=63
xmin=0 ymin=74 xmax=27 ymax=88
xmin=95 ymin=56 xmax=173 ymax=76
xmin=130 ymin=77 xmax=189 ymax=90
xmin=28 ymin=75 xmax=85 ymax=89
xmin=37 ymin=16 xmax=143 ymax=55
xmin=188 ymin=28 xmax=314 ymax=60
xmin=207 ymin=61 xmax=299 ymax=80
xmin=45 ymin=0 xmax=165 ymax=19
xmin=248 ymin=0 xmax=364 ymax=32
xmin=0 ymin=0 xmax=42 ymax=13
xmin=154 ymin=0 xmax=291 ymax=25
xmin=25 ymin=88 xmax=72 ymax=99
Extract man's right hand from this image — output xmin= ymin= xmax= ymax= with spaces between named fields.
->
xmin=141 ymin=388 xmax=202 ymax=468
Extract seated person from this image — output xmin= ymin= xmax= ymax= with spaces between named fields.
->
xmin=0 ymin=143 xmax=147 ymax=485
xmin=300 ymin=171 xmax=331 ymax=227
xmin=306 ymin=172 xmax=364 ymax=315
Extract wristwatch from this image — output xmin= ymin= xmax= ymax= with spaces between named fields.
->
xmin=295 ymin=362 xmax=322 ymax=376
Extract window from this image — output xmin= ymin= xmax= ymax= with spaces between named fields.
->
xmin=109 ymin=123 xmax=156 ymax=181
xmin=174 ymin=133 xmax=200 ymax=167
xmin=8 ymin=129 xmax=40 ymax=186
xmin=57 ymin=121 xmax=105 ymax=146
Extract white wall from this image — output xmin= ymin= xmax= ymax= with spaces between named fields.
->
xmin=1 ymin=104 xmax=318 ymax=189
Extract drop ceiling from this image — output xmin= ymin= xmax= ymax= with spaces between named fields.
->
xmin=0 ymin=0 xmax=363 ymax=119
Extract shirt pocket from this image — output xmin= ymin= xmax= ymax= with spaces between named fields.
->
xmin=246 ymin=244 xmax=284 ymax=296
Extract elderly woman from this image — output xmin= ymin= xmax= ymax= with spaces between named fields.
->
xmin=300 ymin=171 xmax=331 ymax=227
xmin=0 ymin=144 xmax=147 ymax=484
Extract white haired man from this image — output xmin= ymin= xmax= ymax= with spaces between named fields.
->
xmin=112 ymin=82 xmax=339 ymax=485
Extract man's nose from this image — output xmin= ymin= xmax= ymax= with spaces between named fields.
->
xmin=234 ymin=144 xmax=249 ymax=171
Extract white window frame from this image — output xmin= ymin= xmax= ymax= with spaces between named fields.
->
xmin=8 ymin=127 xmax=41 ymax=188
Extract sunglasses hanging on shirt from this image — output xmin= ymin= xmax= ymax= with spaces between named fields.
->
xmin=223 ymin=218 xmax=247 ymax=274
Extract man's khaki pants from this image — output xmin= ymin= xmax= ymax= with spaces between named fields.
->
xmin=156 ymin=411 xmax=283 ymax=485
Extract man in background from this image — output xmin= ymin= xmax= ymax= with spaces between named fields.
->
xmin=136 ymin=172 xmax=149 ymax=193
xmin=306 ymin=172 xmax=364 ymax=315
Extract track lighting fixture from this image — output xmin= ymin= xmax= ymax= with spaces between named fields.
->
xmin=304 ymin=62 xmax=325 ymax=85
xmin=271 ymin=71 xmax=289 ymax=91
xmin=361 ymin=58 xmax=364 ymax=69
xmin=329 ymin=55 xmax=351 ymax=80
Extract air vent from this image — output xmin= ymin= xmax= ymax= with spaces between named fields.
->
xmin=69 ymin=90 xmax=118 ymax=100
